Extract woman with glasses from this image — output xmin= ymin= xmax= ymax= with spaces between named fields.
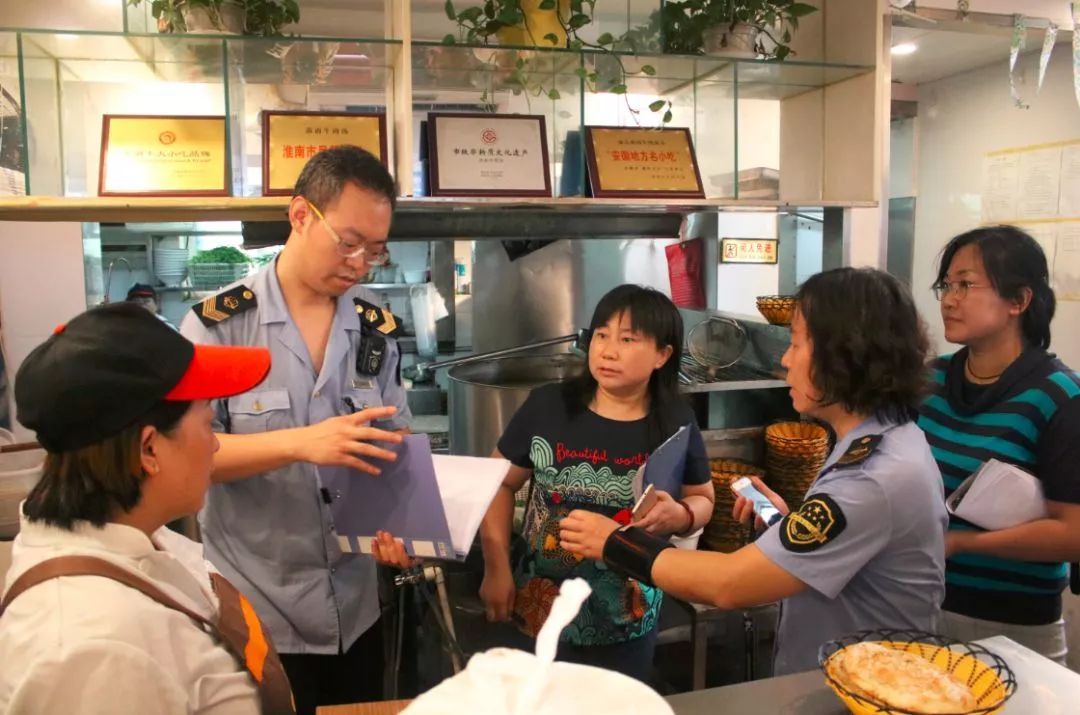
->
xmin=918 ymin=225 xmax=1080 ymax=664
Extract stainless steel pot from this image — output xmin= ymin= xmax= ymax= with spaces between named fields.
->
xmin=447 ymin=354 xmax=585 ymax=456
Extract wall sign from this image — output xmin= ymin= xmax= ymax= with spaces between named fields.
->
xmin=426 ymin=113 xmax=551 ymax=197
xmin=721 ymin=238 xmax=778 ymax=264
xmin=583 ymin=126 xmax=705 ymax=199
xmin=262 ymin=111 xmax=387 ymax=196
xmin=99 ymin=115 xmax=229 ymax=197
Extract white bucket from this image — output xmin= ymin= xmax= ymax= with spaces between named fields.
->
xmin=0 ymin=448 xmax=46 ymax=539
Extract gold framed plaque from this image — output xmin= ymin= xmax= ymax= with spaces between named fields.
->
xmin=98 ymin=115 xmax=229 ymax=197
xmin=583 ymin=126 xmax=705 ymax=199
xmin=262 ymin=111 xmax=388 ymax=196
xmin=427 ymin=113 xmax=551 ymax=197
xmin=721 ymin=238 xmax=778 ymax=264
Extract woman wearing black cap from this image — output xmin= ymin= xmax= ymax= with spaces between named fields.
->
xmin=0 ymin=303 xmax=294 ymax=714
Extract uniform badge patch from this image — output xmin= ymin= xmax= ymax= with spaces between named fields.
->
xmin=354 ymin=297 xmax=404 ymax=338
xmin=779 ymin=494 xmax=847 ymax=553
xmin=835 ymin=434 xmax=883 ymax=468
xmin=193 ymin=285 xmax=257 ymax=328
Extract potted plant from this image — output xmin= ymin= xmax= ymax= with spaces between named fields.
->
xmin=652 ymin=0 xmax=818 ymax=59
xmin=126 ymin=0 xmax=300 ymax=36
xmin=443 ymin=0 xmax=668 ymax=122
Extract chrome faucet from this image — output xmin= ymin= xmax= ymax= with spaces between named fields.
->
xmin=101 ymin=257 xmax=133 ymax=305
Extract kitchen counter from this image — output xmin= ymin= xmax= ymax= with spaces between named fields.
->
xmin=320 ymin=636 xmax=1080 ymax=715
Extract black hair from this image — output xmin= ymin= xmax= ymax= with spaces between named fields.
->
xmin=934 ymin=225 xmax=1055 ymax=350
xmin=293 ymin=145 xmax=397 ymax=210
xmin=563 ymin=284 xmax=686 ymax=451
xmin=797 ymin=267 xmax=930 ymax=423
xmin=23 ymin=400 xmax=191 ymax=530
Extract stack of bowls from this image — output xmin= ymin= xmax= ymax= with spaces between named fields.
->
xmin=154 ymin=248 xmax=190 ymax=287
xmin=764 ymin=421 xmax=831 ymax=509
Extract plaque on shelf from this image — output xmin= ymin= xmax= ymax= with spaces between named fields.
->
xmin=98 ymin=115 xmax=229 ymax=197
xmin=583 ymin=126 xmax=705 ymax=199
xmin=262 ymin=111 xmax=388 ymax=196
xmin=426 ymin=113 xmax=551 ymax=197
xmin=720 ymin=238 xmax=778 ymax=264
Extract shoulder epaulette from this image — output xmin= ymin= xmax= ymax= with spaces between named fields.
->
xmin=833 ymin=434 xmax=883 ymax=469
xmin=192 ymin=285 xmax=257 ymax=328
xmin=354 ymin=297 xmax=404 ymax=338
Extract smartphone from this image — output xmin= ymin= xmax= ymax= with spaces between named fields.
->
xmin=730 ymin=477 xmax=783 ymax=527
xmin=632 ymin=484 xmax=658 ymax=521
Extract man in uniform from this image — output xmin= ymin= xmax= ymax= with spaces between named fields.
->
xmin=180 ymin=146 xmax=413 ymax=714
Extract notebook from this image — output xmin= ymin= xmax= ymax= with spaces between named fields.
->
xmin=947 ymin=458 xmax=1048 ymax=530
xmin=632 ymin=424 xmax=691 ymax=499
xmin=329 ymin=434 xmax=509 ymax=560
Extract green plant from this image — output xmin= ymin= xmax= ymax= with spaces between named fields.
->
xmin=127 ymin=0 xmax=300 ymax=36
xmin=190 ymin=246 xmax=250 ymax=264
xmin=442 ymin=0 xmax=670 ymax=124
xmin=648 ymin=0 xmax=818 ymax=59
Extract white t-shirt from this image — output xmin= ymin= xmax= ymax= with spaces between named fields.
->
xmin=0 ymin=512 xmax=260 ymax=714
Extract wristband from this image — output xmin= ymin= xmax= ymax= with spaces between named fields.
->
xmin=675 ymin=499 xmax=695 ymax=537
xmin=602 ymin=525 xmax=673 ymax=587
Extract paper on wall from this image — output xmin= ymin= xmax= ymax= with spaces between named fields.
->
xmin=982 ymin=154 xmax=1020 ymax=222
xmin=1058 ymin=144 xmax=1080 ymax=217
xmin=1018 ymin=147 xmax=1063 ymax=220
xmin=1053 ymin=221 xmax=1080 ymax=300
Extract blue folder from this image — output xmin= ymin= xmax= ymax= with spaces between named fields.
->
xmin=635 ymin=424 xmax=691 ymax=498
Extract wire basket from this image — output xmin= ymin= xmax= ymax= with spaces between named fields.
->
xmin=818 ymin=629 xmax=1017 ymax=715
xmin=756 ymin=295 xmax=797 ymax=326
xmin=687 ymin=316 xmax=748 ymax=370
xmin=189 ymin=262 xmax=251 ymax=291
xmin=701 ymin=459 xmax=763 ymax=553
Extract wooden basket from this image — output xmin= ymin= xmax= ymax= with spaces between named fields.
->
xmin=702 ymin=459 xmax=764 ymax=553
xmin=756 ymin=295 xmax=797 ymax=326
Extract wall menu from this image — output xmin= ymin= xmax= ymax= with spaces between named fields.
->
xmin=98 ymin=115 xmax=228 ymax=196
xmin=262 ymin=111 xmax=387 ymax=196
xmin=427 ymin=113 xmax=551 ymax=197
xmin=584 ymin=126 xmax=705 ymax=199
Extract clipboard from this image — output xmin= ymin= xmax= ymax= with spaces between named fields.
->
xmin=632 ymin=424 xmax=691 ymax=499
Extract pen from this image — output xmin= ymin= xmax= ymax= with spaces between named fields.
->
xmin=343 ymin=396 xmax=358 ymax=414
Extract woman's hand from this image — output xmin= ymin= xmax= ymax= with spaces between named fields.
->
xmin=731 ymin=477 xmax=789 ymax=532
xmin=370 ymin=530 xmax=418 ymax=569
xmin=945 ymin=530 xmax=976 ymax=558
xmin=479 ymin=563 xmax=517 ymax=622
xmin=560 ymin=510 xmax=621 ymax=561
xmin=632 ymin=490 xmax=691 ymax=536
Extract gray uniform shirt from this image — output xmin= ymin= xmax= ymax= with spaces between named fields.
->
xmin=180 ymin=263 xmax=412 ymax=654
xmin=756 ymin=416 xmax=947 ymax=675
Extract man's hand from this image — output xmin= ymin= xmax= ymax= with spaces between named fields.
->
xmin=479 ymin=563 xmax=517 ymax=622
xmin=731 ymin=476 xmax=788 ymax=532
xmin=632 ymin=490 xmax=691 ymax=536
xmin=559 ymin=510 xmax=621 ymax=561
xmin=295 ymin=406 xmax=403 ymax=475
xmin=370 ymin=530 xmax=418 ymax=569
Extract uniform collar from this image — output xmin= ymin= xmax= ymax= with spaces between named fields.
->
xmin=820 ymin=414 xmax=896 ymax=473
xmin=17 ymin=505 xmax=157 ymax=559
xmin=256 ymin=260 xmax=362 ymax=333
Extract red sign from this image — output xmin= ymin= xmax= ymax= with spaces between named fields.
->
xmin=665 ymin=239 xmax=706 ymax=309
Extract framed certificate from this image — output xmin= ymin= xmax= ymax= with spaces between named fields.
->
xmin=427 ymin=113 xmax=551 ymax=197
xmin=98 ymin=115 xmax=229 ymax=197
xmin=721 ymin=238 xmax=778 ymax=264
xmin=262 ymin=111 xmax=388 ymax=196
xmin=583 ymin=126 xmax=705 ymax=199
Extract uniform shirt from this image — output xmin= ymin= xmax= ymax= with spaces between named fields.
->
xmin=918 ymin=349 xmax=1080 ymax=625
xmin=180 ymin=262 xmax=412 ymax=654
xmin=756 ymin=416 xmax=948 ymax=675
xmin=0 ymin=511 xmax=259 ymax=715
xmin=497 ymin=384 xmax=711 ymax=646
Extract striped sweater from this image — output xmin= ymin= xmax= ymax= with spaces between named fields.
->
xmin=917 ymin=349 xmax=1080 ymax=625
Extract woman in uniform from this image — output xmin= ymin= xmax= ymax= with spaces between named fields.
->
xmin=918 ymin=225 xmax=1080 ymax=663
xmin=0 ymin=302 xmax=292 ymax=714
xmin=561 ymin=267 xmax=949 ymax=675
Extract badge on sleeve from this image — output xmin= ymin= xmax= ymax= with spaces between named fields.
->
xmin=835 ymin=434 xmax=883 ymax=468
xmin=353 ymin=297 xmax=404 ymax=338
xmin=193 ymin=285 xmax=257 ymax=328
xmin=779 ymin=494 xmax=847 ymax=553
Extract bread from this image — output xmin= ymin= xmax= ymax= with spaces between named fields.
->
xmin=828 ymin=642 xmax=978 ymax=714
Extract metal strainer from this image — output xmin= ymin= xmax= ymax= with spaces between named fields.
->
xmin=686 ymin=316 xmax=748 ymax=370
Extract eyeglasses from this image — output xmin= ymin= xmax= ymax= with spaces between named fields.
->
xmin=305 ymin=199 xmax=389 ymax=265
xmin=932 ymin=280 xmax=987 ymax=301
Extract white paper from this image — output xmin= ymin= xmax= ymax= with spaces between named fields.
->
xmin=1058 ymin=144 xmax=1080 ymax=217
xmin=1018 ymin=147 xmax=1063 ymax=219
xmin=431 ymin=454 xmax=509 ymax=556
xmin=982 ymin=154 xmax=1020 ymax=222
xmin=947 ymin=459 xmax=1047 ymax=530
xmin=1053 ymin=221 xmax=1080 ymax=300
